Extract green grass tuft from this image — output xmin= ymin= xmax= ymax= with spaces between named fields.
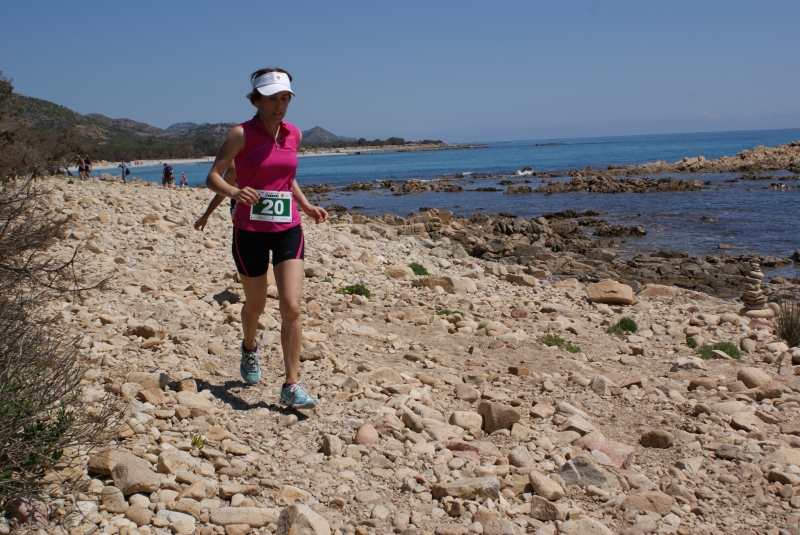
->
xmin=336 ymin=284 xmax=371 ymax=298
xmin=189 ymin=432 xmax=206 ymax=450
xmin=696 ymin=341 xmax=741 ymax=360
xmin=686 ymin=336 xmax=698 ymax=349
xmin=773 ymin=299 xmax=800 ymax=348
xmin=408 ymin=262 xmax=429 ymax=276
xmin=538 ymin=334 xmax=581 ymax=353
xmin=606 ymin=317 xmax=638 ymax=336
xmin=437 ymin=309 xmax=464 ymax=316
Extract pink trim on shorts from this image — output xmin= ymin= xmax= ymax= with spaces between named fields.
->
xmin=234 ymin=227 xmax=250 ymax=278
xmin=296 ymin=230 xmax=305 ymax=260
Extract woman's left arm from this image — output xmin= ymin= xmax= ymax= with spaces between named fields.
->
xmin=292 ymin=181 xmax=328 ymax=224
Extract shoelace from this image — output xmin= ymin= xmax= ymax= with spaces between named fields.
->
xmin=243 ymin=344 xmax=258 ymax=372
xmin=287 ymin=381 xmax=309 ymax=397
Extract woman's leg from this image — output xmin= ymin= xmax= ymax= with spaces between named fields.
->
xmin=273 ymin=259 xmax=304 ymax=383
xmin=240 ymin=273 xmax=268 ymax=351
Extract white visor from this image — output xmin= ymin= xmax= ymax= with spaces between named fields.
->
xmin=252 ymin=72 xmax=295 ymax=97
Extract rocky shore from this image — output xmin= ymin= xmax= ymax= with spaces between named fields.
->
xmin=575 ymin=141 xmax=800 ymax=177
xmin=335 ymin=208 xmax=796 ymax=299
xmin=11 ymin=176 xmax=800 ymax=535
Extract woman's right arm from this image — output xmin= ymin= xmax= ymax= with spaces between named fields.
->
xmin=206 ymin=126 xmax=259 ymax=206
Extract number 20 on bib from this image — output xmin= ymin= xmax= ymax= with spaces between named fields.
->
xmin=251 ymin=191 xmax=293 ymax=223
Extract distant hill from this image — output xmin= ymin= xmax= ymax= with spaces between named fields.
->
xmin=13 ymin=92 xmax=386 ymax=159
xmin=301 ymin=126 xmax=356 ymax=144
xmin=85 ymin=113 xmax=165 ymax=137
xmin=165 ymin=122 xmax=199 ymax=133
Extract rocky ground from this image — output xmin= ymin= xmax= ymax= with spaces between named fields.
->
xmin=7 ymin=175 xmax=800 ymax=535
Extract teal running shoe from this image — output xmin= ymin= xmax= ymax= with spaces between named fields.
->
xmin=240 ymin=342 xmax=261 ymax=385
xmin=280 ymin=382 xmax=316 ymax=409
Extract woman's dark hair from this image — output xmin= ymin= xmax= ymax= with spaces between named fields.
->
xmin=247 ymin=68 xmax=292 ymax=105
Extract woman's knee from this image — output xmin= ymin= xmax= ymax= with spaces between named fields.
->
xmin=279 ymin=300 xmax=301 ymax=321
xmin=243 ymin=298 xmax=266 ymax=317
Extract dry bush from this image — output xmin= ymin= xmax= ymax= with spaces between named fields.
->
xmin=0 ymin=176 xmax=118 ymax=519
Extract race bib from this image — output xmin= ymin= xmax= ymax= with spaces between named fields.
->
xmin=250 ymin=190 xmax=293 ymax=223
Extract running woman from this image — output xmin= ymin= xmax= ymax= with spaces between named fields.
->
xmin=205 ymin=68 xmax=327 ymax=409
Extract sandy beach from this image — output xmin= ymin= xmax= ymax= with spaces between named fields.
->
xmin=21 ymin=173 xmax=800 ymax=535
xmin=74 ymin=143 xmax=476 ymax=172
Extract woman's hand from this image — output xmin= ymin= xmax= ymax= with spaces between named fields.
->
xmin=194 ymin=214 xmax=210 ymax=231
xmin=301 ymin=205 xmax=328 ymax=224
xmin=233 ymin=187 xmax=260 ymax=206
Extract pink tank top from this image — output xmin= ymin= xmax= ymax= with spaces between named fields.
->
xmin=232 ymin=116 xmax=302 ymax=233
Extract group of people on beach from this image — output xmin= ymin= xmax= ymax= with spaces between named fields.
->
xmin=160 ymin=163 xmax=187 ymax=187
xmin=193 ymin=67 xmax=326 ymax=409
xmin=76 ymin=155 xmax=93 ymax=180
xmin=113 ymin=160 xmax=187 ymax=186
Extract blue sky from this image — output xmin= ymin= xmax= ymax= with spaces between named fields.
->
xmin=1 ymin=0 xmax=798 ymax=142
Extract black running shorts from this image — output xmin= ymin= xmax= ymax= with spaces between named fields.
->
xmin=232 ymin=224 xmax=304 ymax=278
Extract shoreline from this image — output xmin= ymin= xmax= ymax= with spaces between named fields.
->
xmin=74 ymin=142 xmax=480 ymax=171
xmin=54 ymin=172 xmax=800 ymax=295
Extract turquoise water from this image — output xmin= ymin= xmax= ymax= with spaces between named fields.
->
xmin=121 ymin=128 xmax=800 ymax=262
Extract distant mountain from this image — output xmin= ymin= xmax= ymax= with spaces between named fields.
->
xmin=14 ymin=93 xmax=361 ymax=152
xmin=165 ymin=122 xmax=199 ymax=133
xmin=85 ymin=113 xmax=165 ymax=137
xmin=16 ymin=95 xmax=142 ymax=145
xmin=301 ymin=126 xmax=356 ymax=144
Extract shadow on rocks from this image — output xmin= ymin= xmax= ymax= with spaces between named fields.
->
xmin=194 ymin=379 xmax=310 ymax=421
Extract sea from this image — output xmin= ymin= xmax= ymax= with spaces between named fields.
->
xmin=112 ymin=128 xmax=800 ymax=274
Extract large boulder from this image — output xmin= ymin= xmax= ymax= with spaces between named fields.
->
xmin=111 ymin=459 xmax=160 ymax=495
xmin=276 ymin=504 xmax=331 ymax=535
xmin=210 ymin=507 xmax=280 ymax=527
xmin=586 ymin=280 xmax=635 ymax=305
xmin=477 ymin=401 xmax=520 ymax=434
xmin=88 ymin=449 xmax=139 ymax=475
xmin=431 ymin=477 xmax=500 ymax=501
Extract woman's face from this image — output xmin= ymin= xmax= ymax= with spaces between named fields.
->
xmin=256 ymin=91 xmax=291 ymax=123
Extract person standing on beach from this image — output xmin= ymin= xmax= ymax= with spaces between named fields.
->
xmin=162 ymin=163 xmax=173 ymax=187
xmin=84 ymin=155 xmax=92 ymax=178
xmin=118 ymin=160 xmax=128 ymax=183
xmin=205 ymin=68 xmax=327 ymax=409
xmin=180 ymin=172 xmax=188 ymax=187
xmin=77 ymin=155 xmax=85 ymax=180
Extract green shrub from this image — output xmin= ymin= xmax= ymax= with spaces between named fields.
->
xmin=336 ymin=284 xmax=371 ymax=298
xmin=477 ymin=323 xmax=486 ymax=330
xmin=696 ymin=341 xmax=741 ymax=360
xmin=408 ymin=262 xmax=429 ymax=276
xmin=686 ymin=336 xmax=698 ymax=349
xmin=606 ymin=317 xmax=638 ymax=335
xmin=773 ymin=299 xmax=800 ymax=348
xmin=437 ymin=309 xmax=464 ymax=316
xmin=538 ymin=334 xmax=581 ymax=353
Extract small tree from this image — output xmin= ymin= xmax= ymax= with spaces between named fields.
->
xmin=0 ymin=73 xmax=78 ymax=179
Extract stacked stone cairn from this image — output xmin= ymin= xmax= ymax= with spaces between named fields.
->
xmin=741 ymin=261 xmax=769 ymax=313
